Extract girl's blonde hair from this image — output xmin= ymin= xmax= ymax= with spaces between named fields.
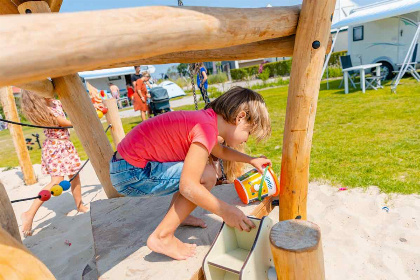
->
xmin=205 ymin=86 xmax=271 ymax=142
xmin=21 ymin=90 xmax=58 ymax=127
xmin=206 ymin=87 xmax=271 ymax=182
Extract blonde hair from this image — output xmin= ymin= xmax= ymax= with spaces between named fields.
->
xmin=21 ymin=90 xmax=58 ymax=127
xmin=205 ymin=86 xmax=271 ymax=142
xmin=206 ymin=87 xmax=271 ymax=182
xmin=141 ymin=71 xmax=150 ymax=77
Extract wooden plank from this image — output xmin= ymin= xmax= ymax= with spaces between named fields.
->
xmin=0 ymin=227 xmax=55 ymax=279
xmin=15 ymin=79 xmax=54 ymax=98
xmin=0 ymin=86 xmax=37 ymax=185
xmin=53 ymin=75 xmax=121 ymax=198
xmin=17 ymin=1 xmax=50 ymax=13
xmin=0 ymin=0 xmax=21 ymax=15
xmin=0 ymin=181 xmax=21 ymax=243
xmin=91 ymin=184 xmax=266 ymax=280
xmin=46 ymin=0 xmax=62 ymax=12
xmin=0 ymin=5 xmax=300 ymax=87
xmin=279 ymin=0 xmax=336 ymax=221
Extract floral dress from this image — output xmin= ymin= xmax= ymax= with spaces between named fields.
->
xmin=41 ymin=100 xmax=82 ymax=177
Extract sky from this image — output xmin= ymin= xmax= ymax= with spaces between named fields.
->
xmin=60 ymin=0 xmax=380 ymax=77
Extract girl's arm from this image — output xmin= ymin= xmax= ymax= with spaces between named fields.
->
xmin=180 ymin=142 xmax=255 ymax=231
xmin=56 ymin=116 xmax=72 ymax=127
xmin=211 ymin=143 xmax=271 ymax=174
xmin=201 ymin=70 xmax=208 ymax=84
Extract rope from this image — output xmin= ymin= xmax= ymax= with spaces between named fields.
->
xmin=10 ymin=124 xmax=112 ymax=203
xmin=0 ymin=118 xmax=72 ymax=129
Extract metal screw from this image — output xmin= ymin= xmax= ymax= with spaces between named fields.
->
xmin=312 ymin=41 xmax=321 ymax=49
xmin=25 ymin=9 xmax=32 ymax=14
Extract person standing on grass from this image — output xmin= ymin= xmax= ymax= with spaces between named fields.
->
xmin=196 ymin=62 xmax=210 ymax=103
xmin=131 ymin=65 xmax=143 ymax=88
xmin=20 ymin=90 xmax=88 ymax=237
xmin=133 ymin=71 xmax=151 ymax=121
xmin=126 ymin=83 xmax=135 ymax=106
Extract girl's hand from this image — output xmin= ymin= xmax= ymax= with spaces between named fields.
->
xmin=221 ymin=205 xmax=255 ymax=232
xmin=250 ymin=156 xmax=272 ymax=174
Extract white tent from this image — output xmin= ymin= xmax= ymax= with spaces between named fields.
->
xmin=158 ymin=81 xmax=186 ymax=99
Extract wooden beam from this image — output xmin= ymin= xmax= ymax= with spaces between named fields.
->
xmin=105 ymin=36 xmax=297 ymax=68
xmin=270 ymin=220 xmax=325 ymax=279
xmin=15 ymin=79 xmax=54 ymax=98
xmin=17 ymin=1 xmax=51 ymax=13
xmin=45 ymin=0 xmax=62 ymax=12
xmin=0 ymin=87 xmax=37 ymax=185
xmin=103 ymin=99 xmax=125 ymax=149
xmin=0 ymin=0 xmax=21 ymax=15
xmin=279 ymin=0 xmax=336 ymax=221
xmin=0 ymin=5 xmax=300 ymax=87
xmin=53 ymin=75 xmax=121 ymax=198
xmin=0 ymin=227 xmax=55 ymax=279
xmin=0 ymin=181 xmax=21 ymax=243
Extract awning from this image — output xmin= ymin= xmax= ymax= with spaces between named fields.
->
xmin=332 ymin=0 xmax=420 ymax=29
xmin=79 ymin=67 xmax=135 ymax=80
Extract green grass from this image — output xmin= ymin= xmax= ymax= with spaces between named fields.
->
xmin=1 ymin=78 xmax=419 ymax=194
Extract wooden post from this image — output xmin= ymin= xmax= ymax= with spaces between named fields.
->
xmin=0 ymin=227 xmax=55 ymax=279
xmin=0 ymin=87 xmax=37 ymax=185
xmin=269 ymin=220 xmax=325 ymax=280
xmin=103 ymin=98 xmax=125 ymax=149
xmin=279 ymin=0 xmax=336 ymax=221
xmin=0 ymin=181 xmax=21 ymax=243
xmin=53 ymin=75 xmax=120 ymax=198
xmin=15 ymin=79 xmax=55 ymax=98
xmin=17 ymin=0 xmax=120 ymax=199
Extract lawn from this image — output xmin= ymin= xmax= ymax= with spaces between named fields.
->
xmin=1 ymin=78 xmax=419 ymax=194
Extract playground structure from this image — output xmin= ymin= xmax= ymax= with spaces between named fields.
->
xmin=0 ymin=0 xmax=336 ymax=279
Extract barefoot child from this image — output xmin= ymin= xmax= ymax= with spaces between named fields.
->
xmin=20 ymin=91 xmax=88 ymax=237
xmin=110 ymin=87 xmax=271 ymax=260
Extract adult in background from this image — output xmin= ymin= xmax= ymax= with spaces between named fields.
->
xmin=131 ymin=65 xmax=142 ymax=88
xmin=109 ymin=82 xmax=121 ymax=108
xmin=133 ymin=71 xmax=151 ymax=122
xmin=196 ymin=62 xmax=210 ymax=103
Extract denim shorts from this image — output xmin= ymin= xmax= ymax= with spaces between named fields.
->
xmin=109 ymin=156 xmax=184 ymax=197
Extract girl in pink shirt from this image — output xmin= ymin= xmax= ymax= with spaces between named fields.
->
xmin=110 ymin=87 xmax=271 ymax=260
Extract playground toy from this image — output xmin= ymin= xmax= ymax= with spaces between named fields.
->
xmin=203 ymin=216 xmax=275 ymax=280
xmin=234 ymin=167 xmax=280 ymax=204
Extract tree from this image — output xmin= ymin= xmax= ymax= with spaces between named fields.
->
xmin=177 ymin=63 xmax=189 ymax=77
xmin=166 ymin=65 xmax=179 ymax=80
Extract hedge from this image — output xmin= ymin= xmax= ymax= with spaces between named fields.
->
xmin=230 ymin=51 xmax=347 ymax=81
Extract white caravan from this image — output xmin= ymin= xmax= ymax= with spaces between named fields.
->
xmin=332 ymin=0 xmax=420 ymax=79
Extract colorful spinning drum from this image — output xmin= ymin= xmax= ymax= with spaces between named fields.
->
xmin=234 ymin=167 xmax=280 ymax=204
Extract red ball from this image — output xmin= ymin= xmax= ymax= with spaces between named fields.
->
xmin=39 ymin=190 xmax=51 ymax=201
xmin=101 ymin=107 xmax=108 ymax=115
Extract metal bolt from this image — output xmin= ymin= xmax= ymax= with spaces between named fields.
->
xmin=295 ymin=215 xmax=302 ymax=219
xmin=312 ymin=40 xmax=321 ymax=49
xmin=25 ymin=9 xmax=32 ymax=14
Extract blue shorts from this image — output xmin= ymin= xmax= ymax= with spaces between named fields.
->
xmin=109 ymin=156 xmax=184 ymax=197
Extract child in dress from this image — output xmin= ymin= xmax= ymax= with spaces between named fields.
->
xmin=110 ymin=87 xmax=271 ymax=260
xmin=20 ymin=91 xmax=88 ymax=237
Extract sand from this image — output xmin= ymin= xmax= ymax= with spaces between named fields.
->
xmin=1 ymin=163 xmax=419 ymax=279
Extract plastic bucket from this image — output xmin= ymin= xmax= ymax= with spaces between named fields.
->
xmin=234 ymin=167 xmax=280 ymax=204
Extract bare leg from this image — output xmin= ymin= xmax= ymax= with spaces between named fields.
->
xmin=69 ymin=174 xmax=88 ymax=212
xmin=168 ymin=192 xmax=207 ymax=228
xmin=141 ymin=110 xmax=147 ymax=121
xmin=21 ymin=176 xmax=64 ymax=237
xmin=147 ymin=164 xmax=217 ymax=260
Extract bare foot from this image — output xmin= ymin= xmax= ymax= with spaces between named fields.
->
xmin=181 ymin=215 xmax=207 ymax=228
xmin=77 ymin=204 xmax=89 ymax=213
xmin=21 ymin=212 xmax=34 ymax=237
xmin=147 ymin=232 xmax=196 ymax=260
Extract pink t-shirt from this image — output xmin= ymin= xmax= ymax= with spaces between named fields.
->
xmin=117 ymin=109 xmax=218 ymax=168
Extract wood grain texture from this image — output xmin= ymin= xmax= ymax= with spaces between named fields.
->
xmin=279 ymin=0 xmax=337 ymax=221
xmin=0 ymin=227 xmax=55 ymax=279
xmin=45 ymin=0 xmax=62 ymax=12
xmin=0 ymin=0 xmax=21 ymax=15
xmin=0 ymin=5 xmax=300 ymax=86
xmin=0 ymin=181 xmax=21 ymax=243
xmin=53 ymin=75 xmax=121 ymax=198
xmin=15 ymin=79 xmax=54 ymax=98
xmin=17 ymin=1 xmax=50 ymax=13
xmin=103 ymin=98 xmax=125 ymax=149
xmin=270 ymin=220 xmax=324 ymax=279
xmin=0 ymin=87 xmax=37 ymax=185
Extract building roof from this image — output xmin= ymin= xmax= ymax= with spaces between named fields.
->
xmin=332 ymin=0 xmax=420 ymax=29
xmin=79 ymin=67 xmax=135 ymax=80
